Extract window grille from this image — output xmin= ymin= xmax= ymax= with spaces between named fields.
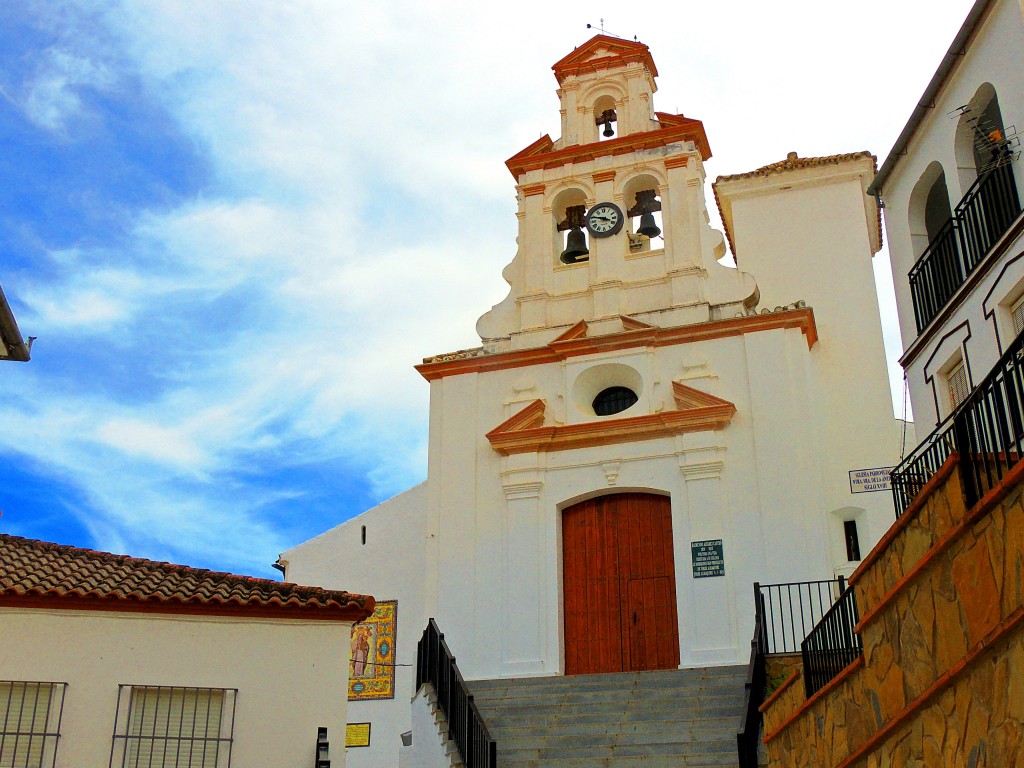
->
xmin=592 ymin=386 xmax=638 ymax=416
xmin=0 ymin=681 xmax=66 ymax=768
xmin=1012 ymin=295 xmax=1024 ymax=337
xmin=110 ymin=686 xmax=236 ymax=768
xmin=947 ymin=360 xmax=969 ymax=410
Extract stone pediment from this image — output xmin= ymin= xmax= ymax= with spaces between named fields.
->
xmin=485 ymin=382 xmax=735 ymax=455
xmin=551 ymin=35 xmax=658 ymax=84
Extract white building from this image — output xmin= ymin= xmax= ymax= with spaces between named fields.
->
xmin=0 ymin=533 xmax=372 ymax=768
xmin=284 ymin=35 xmax=906 ymax=767
xmin=868 ymin=0 xmax=1024 ymax=436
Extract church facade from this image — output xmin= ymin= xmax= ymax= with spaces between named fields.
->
xmin=283 ymin=36 xmax=906 ymax=766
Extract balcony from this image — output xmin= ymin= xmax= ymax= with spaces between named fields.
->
xmin=908 ymin=158 xmax=1021 ymax=333
xmin=891 ymin=327 xmax=1024 ymax=517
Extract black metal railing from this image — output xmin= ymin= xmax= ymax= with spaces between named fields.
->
xmin=890 ymin=415 xmax=957 ymax=516
xmin=909 ymin=159 xmax=1021 ymax=333
xmin=757 ymin=578 xmax=845 ymax=654
xmin=736 ymin=585 xmax=768 ymax=768
xmin=891 ymin=330 xmax=1024 ymax=516
xmin=416 ymin=619 xmax=496 ymax=768
xmin=801 ymin=583 xmax=863 ymax=697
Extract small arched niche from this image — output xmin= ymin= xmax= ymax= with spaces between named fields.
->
xmin=622 ymin=174 xmax=664 ymax=256
xmin=552 ymin=187 xmax=590 ymax=265
xmin=955 ymin=83 xmax=1007 ymax=191
xmin=908 ymin=161 xmax=953 ymax=259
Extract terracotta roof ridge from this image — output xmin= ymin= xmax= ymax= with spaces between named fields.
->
xmin=715 ymin=150 xmax=876 ymax=183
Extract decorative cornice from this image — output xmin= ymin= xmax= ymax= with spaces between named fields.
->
xmin=505 ymin=117 xmax=711 ymax=180
xmin=663 ymin=155 xmax=690 ymax=170
xmin=592 ymin=170 xmax=617 ymax=184
xmin=521 ymin=183 xmax=546 ymax=197
xmin=485 ymin=384 xmax=736 ymax=456
xmin=551 ymin=35 xmax=658 ymax=85
xmin=418 ymin=308 xmax=818 ymax=381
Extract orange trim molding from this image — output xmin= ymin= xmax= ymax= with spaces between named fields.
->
xmin=663 ymin=155 xmax=690 ymax=170
xmin=551 ymin=35 xmax=658 ymax=84
xmin=592 ymin=170 xmax=617 ymax=184
xmin=552 ymin=320 xmax=589 ymax=342
xmin=1 ymin=593 xmax=375 ymax=623
xmin=506 ymin=117 xmax=711 ymax=180
xmin=418 ymin=308 xmax=817 ymax=382
xmin=485 ymin=383 xmax=735 ymax=455
xmin=619 ymin=314 xmax=655 ymax=330
xmin=521 ymin=183 xmax=546 ymax=197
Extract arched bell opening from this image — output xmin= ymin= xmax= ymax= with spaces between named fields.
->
xmin=955 ymin=83 xmax=1009 ymax=192
xmin=552 ymin=188 xmax=590 ymax=265
xmin=622 ymin=175 xmax=664 ymax=255
xmin=908 ymin=161 xmax=953 ymax=260
xmin=593 ymin=94 xmax=618 ymax=142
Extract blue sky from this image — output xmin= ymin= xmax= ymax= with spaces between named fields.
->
xmin=0 ymin=1 xmax=975 ymax=578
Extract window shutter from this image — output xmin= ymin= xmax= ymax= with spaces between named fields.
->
xmin=0 ymin=682 xmax=53 ymax=768
xmin=125 ymin=688 xmax=224 ymax=768
xmin=948 ymin=360 xmax=969 ymax=410
xmin=1011 ymin=295 xmax=1024 ymax=337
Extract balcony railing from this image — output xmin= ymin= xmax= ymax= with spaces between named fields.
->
xmin=800 ymin=582 xmax=863 ymax=697
xmin=415 ymin=620 xmax=496 ymax=768
xmin=909 ymin=159 xmax=1021 ymax=333
xmin=891 ymin=330 xmax=1024 ymax=516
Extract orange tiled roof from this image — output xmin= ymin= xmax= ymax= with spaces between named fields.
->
xmin=0 ymin=534 xmax=373 ymax=620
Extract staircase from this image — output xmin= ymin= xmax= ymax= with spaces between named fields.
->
xmin=467 ymin=666 xmax=746 ymax=768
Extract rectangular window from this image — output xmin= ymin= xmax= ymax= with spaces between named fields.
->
xmin=947 ymin=359 xmax=969 ymax=411
xmin=111 ymin=686 xmax=236 ymax=768
xmin=843 ymin=520 xmax=862 ymax=562
xmin=1012 ymin=294 xmax=1024 ymax=337
xmin=0 ymin=681 xmax=66 ymax=768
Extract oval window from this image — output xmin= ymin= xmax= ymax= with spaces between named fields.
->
xmin=592 ymin=386 xmax=638 ymax=416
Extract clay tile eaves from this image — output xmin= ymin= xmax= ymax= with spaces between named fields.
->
xmin=714 ymin=150 xmax=876 ymax=183
xmin=0 ymin=534 xmax=373 ymax=621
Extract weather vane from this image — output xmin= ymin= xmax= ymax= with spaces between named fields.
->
xmin=585 ymin=19 xmax=638 ymax=42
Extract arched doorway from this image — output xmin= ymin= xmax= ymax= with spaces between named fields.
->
xmin=562 ymin=493 xmax=680 ymax=675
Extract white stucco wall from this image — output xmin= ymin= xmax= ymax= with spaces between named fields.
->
xmin=1 ymin=608 xmax=352 ymax=768
xmin=284 ymin=482 xmax=428 ymax=768
xmin=880 ymin=0 xmax=1024 ymax=428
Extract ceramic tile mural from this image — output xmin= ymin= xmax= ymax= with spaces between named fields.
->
xmin=348 ymin=599 xmax=397 ymax=700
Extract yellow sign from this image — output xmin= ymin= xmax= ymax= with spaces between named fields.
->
xmin=345 ymin=722 xmax=371 ymax=748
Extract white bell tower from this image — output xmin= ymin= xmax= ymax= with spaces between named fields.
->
xmin=477 ymin=35 xmax=758 ymax=352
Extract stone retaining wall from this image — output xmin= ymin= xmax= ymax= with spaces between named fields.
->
xmin=761 ymin=455 xmax=1024 ymax=766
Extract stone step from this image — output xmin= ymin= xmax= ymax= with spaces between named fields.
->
xmin=490 ymin=714 xmax=739 ymax=736
xmin=467 ymin=666 xmax=744 ymax=768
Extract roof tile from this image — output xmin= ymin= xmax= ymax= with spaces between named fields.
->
xmin=0 ymin=534 xmax=372 ymax=619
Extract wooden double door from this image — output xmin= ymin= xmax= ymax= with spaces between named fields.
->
xmin=562 ymin=493 xmax=680 ymax=675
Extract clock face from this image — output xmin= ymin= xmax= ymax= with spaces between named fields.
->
xmin=585 ymin=203 xmax=624 ymax=237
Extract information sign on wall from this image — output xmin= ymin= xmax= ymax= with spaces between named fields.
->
xmin=345 ymin=723 xmax=371 ymax=748
xmin=849 ymin=467 xmax=895 ymax=494
xmin=691 ymin=539 xmax=725 ymax=578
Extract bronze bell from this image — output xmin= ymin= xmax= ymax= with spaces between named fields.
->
xmin=603 ymin=122 xmax=615 ymax=138
xmin=637 ymin=211 xmax=661 ymax=239
xmin=560 ymin=227 xmax=589 ymax=263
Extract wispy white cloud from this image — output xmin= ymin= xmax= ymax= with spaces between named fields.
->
xmin=0 ymin=0 xmax=974 ymax=574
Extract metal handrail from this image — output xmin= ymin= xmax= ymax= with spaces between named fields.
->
xmin=756 ymin=578 xmax=845 ymax=654
xmin=415 ymin=619 xmax=496 ymax=768
xmin=800 ymin=583 xmax=862 ymax=697
xmin=736 ymin=585 xmax=768 ymax=768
